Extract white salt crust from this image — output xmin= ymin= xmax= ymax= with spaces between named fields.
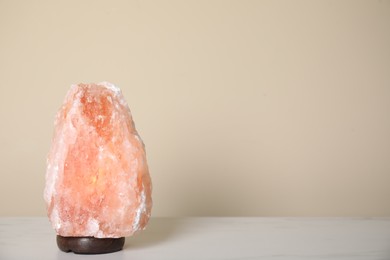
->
xmin=132 ymin=188 xmax=147 ymax=231
xmin=98 ymin=81 xmax=121 ymax=95
xmin=86 ymin=218 xmax=100 ymax=235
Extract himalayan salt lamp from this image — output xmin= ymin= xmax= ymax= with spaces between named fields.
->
xmin=44 ymin=82 xmax=152 ymax=254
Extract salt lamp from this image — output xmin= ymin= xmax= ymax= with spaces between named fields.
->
xmin=44 ymin=82 xmax=152 ymax=254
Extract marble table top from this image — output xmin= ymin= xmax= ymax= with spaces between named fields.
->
xmin=1 ymin=217 xmax=390 ymax=259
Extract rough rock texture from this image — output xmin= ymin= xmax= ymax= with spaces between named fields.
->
xmin=44 ymin=82 xmax=152 ymax=238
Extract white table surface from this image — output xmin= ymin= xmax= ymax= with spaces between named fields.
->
xmin=1 ymin=217 xmax=390 ymax=260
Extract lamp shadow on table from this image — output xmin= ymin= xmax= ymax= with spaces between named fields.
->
xmin=124 ymin=218 xmax=182 ymax=249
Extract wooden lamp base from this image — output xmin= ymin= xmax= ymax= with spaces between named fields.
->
xmin=57 ymin=235 xmax=125 ymax=254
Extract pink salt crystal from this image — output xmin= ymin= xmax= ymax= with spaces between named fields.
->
xmin=44 ymin=82 xmax=152 ymax=238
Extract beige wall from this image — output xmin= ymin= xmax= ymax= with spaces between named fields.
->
xmin=1 ymin=0 xmax=390 ymax=217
